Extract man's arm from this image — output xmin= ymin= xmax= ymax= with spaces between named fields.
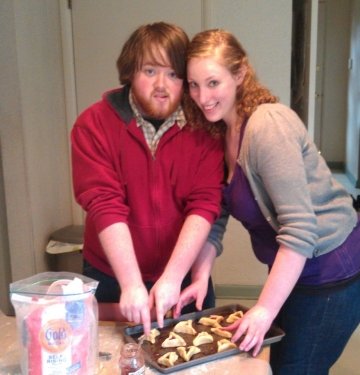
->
xmin=148 ymin=214 xmax=211 ymax=327
xmin=98 ymin=222 xmax=151 ymax=334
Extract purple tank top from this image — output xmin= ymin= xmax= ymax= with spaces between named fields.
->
xmin=223 ymin=128 xmax=360 ymax=286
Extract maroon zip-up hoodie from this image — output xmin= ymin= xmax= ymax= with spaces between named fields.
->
xmin=71 ymin=86 xmax=224 ymax=282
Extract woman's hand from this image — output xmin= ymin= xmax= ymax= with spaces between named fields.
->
xmin=225 ymin=304 xmax=274 ymax=356
xmin=173 ymin=278 xmax=208 ymax=318
xmin=225 ymin=247 xmax=307 ymax=356
xmin=173 ymin=240 xmax=216 ymax=318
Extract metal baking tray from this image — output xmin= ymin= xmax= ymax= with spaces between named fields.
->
xmin=123 ymin=303 xmax=285 ymax=373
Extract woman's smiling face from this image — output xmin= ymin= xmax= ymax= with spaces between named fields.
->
xmin=187 ymin=56 xmax=241 ymax=125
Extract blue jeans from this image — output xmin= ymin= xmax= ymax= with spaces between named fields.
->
xmin=83 ymin=260 xmax=215 ymax=314
xmin=270 ymin=274 xmax=360 ymax=375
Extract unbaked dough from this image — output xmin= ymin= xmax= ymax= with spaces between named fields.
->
xmin=173 ymin=319 xmax=197 ymax=335
xmin=162 ymin=332 xmax=186 ymax=348
xmin=193 ymin=331 xmax=214 ymax=346
xmin=177 ymin=345 xmax=201 ymax=361
xmin=157 ymin=351 xmax=179 ymax=367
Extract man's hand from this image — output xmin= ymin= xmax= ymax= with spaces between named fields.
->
xmin=148 ymin=276 xmax=181 ymax=329
xmin=98 ymin=223 xmax=151 ymax=334
xmin=119 ymin=283 xmax=151 ymax=335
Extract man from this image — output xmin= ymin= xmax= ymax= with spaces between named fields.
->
xmin=71 ymin=22 xmax=223 ymax=334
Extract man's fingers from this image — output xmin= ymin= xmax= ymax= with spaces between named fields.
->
xmin=148 ymin=292 xmax=155 ymax=310
xmin=141 ymin=307 xmax=151 ymax=336
xmin=156 ymin=304 xmax=164 ymax=329
xmin=132 ymin=310 xmax=141 ymax=324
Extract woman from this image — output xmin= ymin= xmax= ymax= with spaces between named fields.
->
xmin=181 ymin=29 xmax=360 ymax=374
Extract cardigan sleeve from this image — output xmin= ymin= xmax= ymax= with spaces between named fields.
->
xmin=207 ymin=205 xmax=230 ymax=256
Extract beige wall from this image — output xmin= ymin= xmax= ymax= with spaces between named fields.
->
xmin=71 ymin=0 xmax=292 ymax=114
xmin=0 ymin=0 xmax=72 ymax=287
xmin=204 ymin=0 xmax=292 ymax=105
xmin=213 ymin=218 xmax=268 ymax=294
xmin=319 ymin=0 xmax=351 ymax=164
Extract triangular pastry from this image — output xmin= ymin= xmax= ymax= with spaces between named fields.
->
xmin=217 ymin=339 xmax=237 ymax=353
xmin=138 ymin=328 xmax=160 ymax=344
xmin=193 ymin=331 xmax=214 ymax=346
xmin=198 ymin=315 xmax=224 ymax=328
xmin=157 ymin=351 xmax=178 ymax=367
xmin=210 ymin=327 xmax=232 ymax=338
xmin=173 ymin=319 xmax=197 ymax=335
xmin=177 ymin=345 xmax=201 ymax=361
xmin=161 ymin=332 xmax=186 ymax=348
xmin=226 ymin=310 xmax=244 ymax=324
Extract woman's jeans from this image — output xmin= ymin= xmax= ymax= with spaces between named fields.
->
xmin=83 ymin=260 xmax=216 ymax=315
xmin=270 ymin=275 xmax=360 ymax=375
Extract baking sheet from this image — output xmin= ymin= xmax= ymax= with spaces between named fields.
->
xmin=123 ymin=304 xmax=285 ymax=374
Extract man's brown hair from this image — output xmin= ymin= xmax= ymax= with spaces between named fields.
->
xmin=117 ymin=22 xmax=189 ymax=85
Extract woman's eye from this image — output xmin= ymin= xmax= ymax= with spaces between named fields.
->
xmin=188 ymin=81 xmax=198 ymax=89
xmin=209 ymin=80 xmax=219 ymax=87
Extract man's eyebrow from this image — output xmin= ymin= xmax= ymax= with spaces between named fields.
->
xmin=142 ymin=62 xmax=172 ymax=69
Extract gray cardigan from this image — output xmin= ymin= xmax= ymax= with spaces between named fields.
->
xmin=209 ymin=103 xmax=357 ymax=259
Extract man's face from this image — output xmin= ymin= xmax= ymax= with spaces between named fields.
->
xmin=131 ymin=48 xmax=183 ymax=119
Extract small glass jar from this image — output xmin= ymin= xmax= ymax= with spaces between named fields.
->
xmin=119 ymin=343 xmax=145 ymax=375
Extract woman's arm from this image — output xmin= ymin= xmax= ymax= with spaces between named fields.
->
xmin=228 ymin=245 xmax=307 ymax=356
xmin=172 ymin=207 xmax=230 ymax=317
xmin=173 ymin=240 xmax=217 ymax=317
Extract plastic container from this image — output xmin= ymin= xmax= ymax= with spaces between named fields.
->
xmin=9 ymin=272 xmax=98 ymax=375
xmin=119 ymin=342 xmax=145 ymax=374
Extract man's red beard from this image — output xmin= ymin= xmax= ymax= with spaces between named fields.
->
xmin=132 ymin=87 xmax=181 ymax=119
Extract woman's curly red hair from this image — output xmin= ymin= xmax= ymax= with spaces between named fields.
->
xmin=184 ymin=29 xmax=278 ymax=137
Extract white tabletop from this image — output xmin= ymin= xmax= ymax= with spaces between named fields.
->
xmin=0 ymin=311 xmax=272 ymax=375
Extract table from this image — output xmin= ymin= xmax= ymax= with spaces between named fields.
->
xmin=0 ymin=310 xmax=272 ymax=374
